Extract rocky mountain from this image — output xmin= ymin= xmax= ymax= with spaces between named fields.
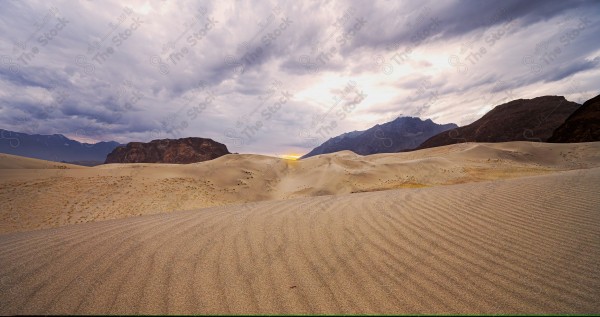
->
xmin=417 ymin=96 xmax=580 ymax=150
xmin=301 ymin=117 xmax=458 ymax=158
xmin=0 ymin=129 xmax=121 ymax=164
xmin=105 ymin=137 xmax=230 ymax=164
xmin=548 ymin=94 xmax=600 ymax=143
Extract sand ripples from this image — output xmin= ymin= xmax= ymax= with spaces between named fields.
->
xmin=1 ymin=169 xmax=599 ymax=314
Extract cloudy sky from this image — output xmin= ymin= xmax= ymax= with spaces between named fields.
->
xmin=1 ymin=0 xmax=599 ymax=156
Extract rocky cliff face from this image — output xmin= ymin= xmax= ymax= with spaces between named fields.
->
xmin=548 ymin=94 xmax=600 ymax=143
xmin=417 ymin=96 xmax=579 ymax=150
xmin=105 ymin=137 xmax=230 ymax=164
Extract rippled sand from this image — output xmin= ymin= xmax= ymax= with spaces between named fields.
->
xmin=1 ymin=167 xmax=599 ymax=314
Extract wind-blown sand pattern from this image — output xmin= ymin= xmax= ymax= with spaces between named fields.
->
xmin=1 ymin=167 xmax=599 ymax=314
xmin=1 ymin=141 xmax=599 ymax=234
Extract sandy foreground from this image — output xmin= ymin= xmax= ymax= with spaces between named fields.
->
xmin=0 ymin=141 xmax=599 ymax=314
xmin=0 ymin=165 xmax=598 ymax=314
xmin=1 ymin=141 xmax=599 ymax=234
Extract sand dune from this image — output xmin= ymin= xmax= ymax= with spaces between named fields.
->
xmin=1 ymin=141 xmax=599 ymax=233
xmin=0 ymin=153 xmax=84 ymax=169
xmin=0 ymin=168 xmax=599 ymax=314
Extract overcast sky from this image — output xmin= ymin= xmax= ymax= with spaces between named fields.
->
xmin=1 ymin=0 xmax=599 ymax=156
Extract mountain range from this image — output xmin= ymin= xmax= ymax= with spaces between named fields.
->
xmin=301 ymin=94 xmax=596 ymax=158
xmin=2 ymin=94 xmax=597 ymax=164
xmin=301 ymin=117 xmax=457 ymax=158
xmin=416 ymin=96 xmax=579 ymax=150
xmin=0 ymin=129 xmax=120 ymax=165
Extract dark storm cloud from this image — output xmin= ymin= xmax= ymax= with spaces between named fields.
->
xmin=545 ymin=58 xmax=599 ymax=83
xmin=0 ymin=0 xmax=598 ymax=155
xmin=0 ymin=67 xmax=65 ymax=90
xmin=348 ymin=0 xmax=599 ymax=51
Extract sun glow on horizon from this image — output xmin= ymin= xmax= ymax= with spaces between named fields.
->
xmin=279 ymin=154 xmax=301 ymax=160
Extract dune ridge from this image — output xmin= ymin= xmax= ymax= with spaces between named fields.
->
xmin=1 ymin=141 xmax=599 ymax=233
xmin=0 ymin=168 xmax=599 ymax=314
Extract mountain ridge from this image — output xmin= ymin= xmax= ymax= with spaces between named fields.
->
xmin=416 ymin=95 xmax=580 ymax=150
xmin=301 ymin=116 xmax=457 ymax=159
xmin=0 ymin=129 xmax=121 ymax=164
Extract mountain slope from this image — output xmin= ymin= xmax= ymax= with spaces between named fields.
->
xmin=0 ymin=129 xmax=121 ymax=164
xmin=417 ymin=96 xmax=579 ymax=150
xmin=301 ymin=117 xmax=457 ymax=158
xmin=548 ymin=94 xmax=600 ymax=143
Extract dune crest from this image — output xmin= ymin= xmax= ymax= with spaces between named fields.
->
xmin=1 ymin=141 xmax=599 ymax=233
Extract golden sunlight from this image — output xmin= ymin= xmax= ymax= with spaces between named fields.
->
xmin=279 ymin=154 xmax=301 ymax=160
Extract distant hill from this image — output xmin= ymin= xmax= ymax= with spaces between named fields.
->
xmin=416 ymin=96 xmax=579 ymax=150
xmin=548 ymin=94 xmax=600 ymax=143
xmin=105 ymin=137 xmax=230 ymax=164
xmin=0 ymin=129 xmax=121 ymax=164
xmin=301 ymin=117 xmax=457 ymax=158
xmin=60 ymin=160 xmax=106 ymax=167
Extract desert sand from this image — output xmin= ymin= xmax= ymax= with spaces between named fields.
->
xmin=1 ymin=141 xmax=599 ymax=234
xmin=0 ymin=165 xmax=599 ymax=314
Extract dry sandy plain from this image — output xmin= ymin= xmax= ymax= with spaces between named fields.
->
xmin=0 ymin=141 xmax=599 ymax=314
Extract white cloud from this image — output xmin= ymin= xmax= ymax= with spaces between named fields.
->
xmin=0 ymin=0 xmax=598 ymax=156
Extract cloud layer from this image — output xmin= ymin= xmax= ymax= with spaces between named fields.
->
xmin=1 ymin=0 xmax=599 ymax=155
